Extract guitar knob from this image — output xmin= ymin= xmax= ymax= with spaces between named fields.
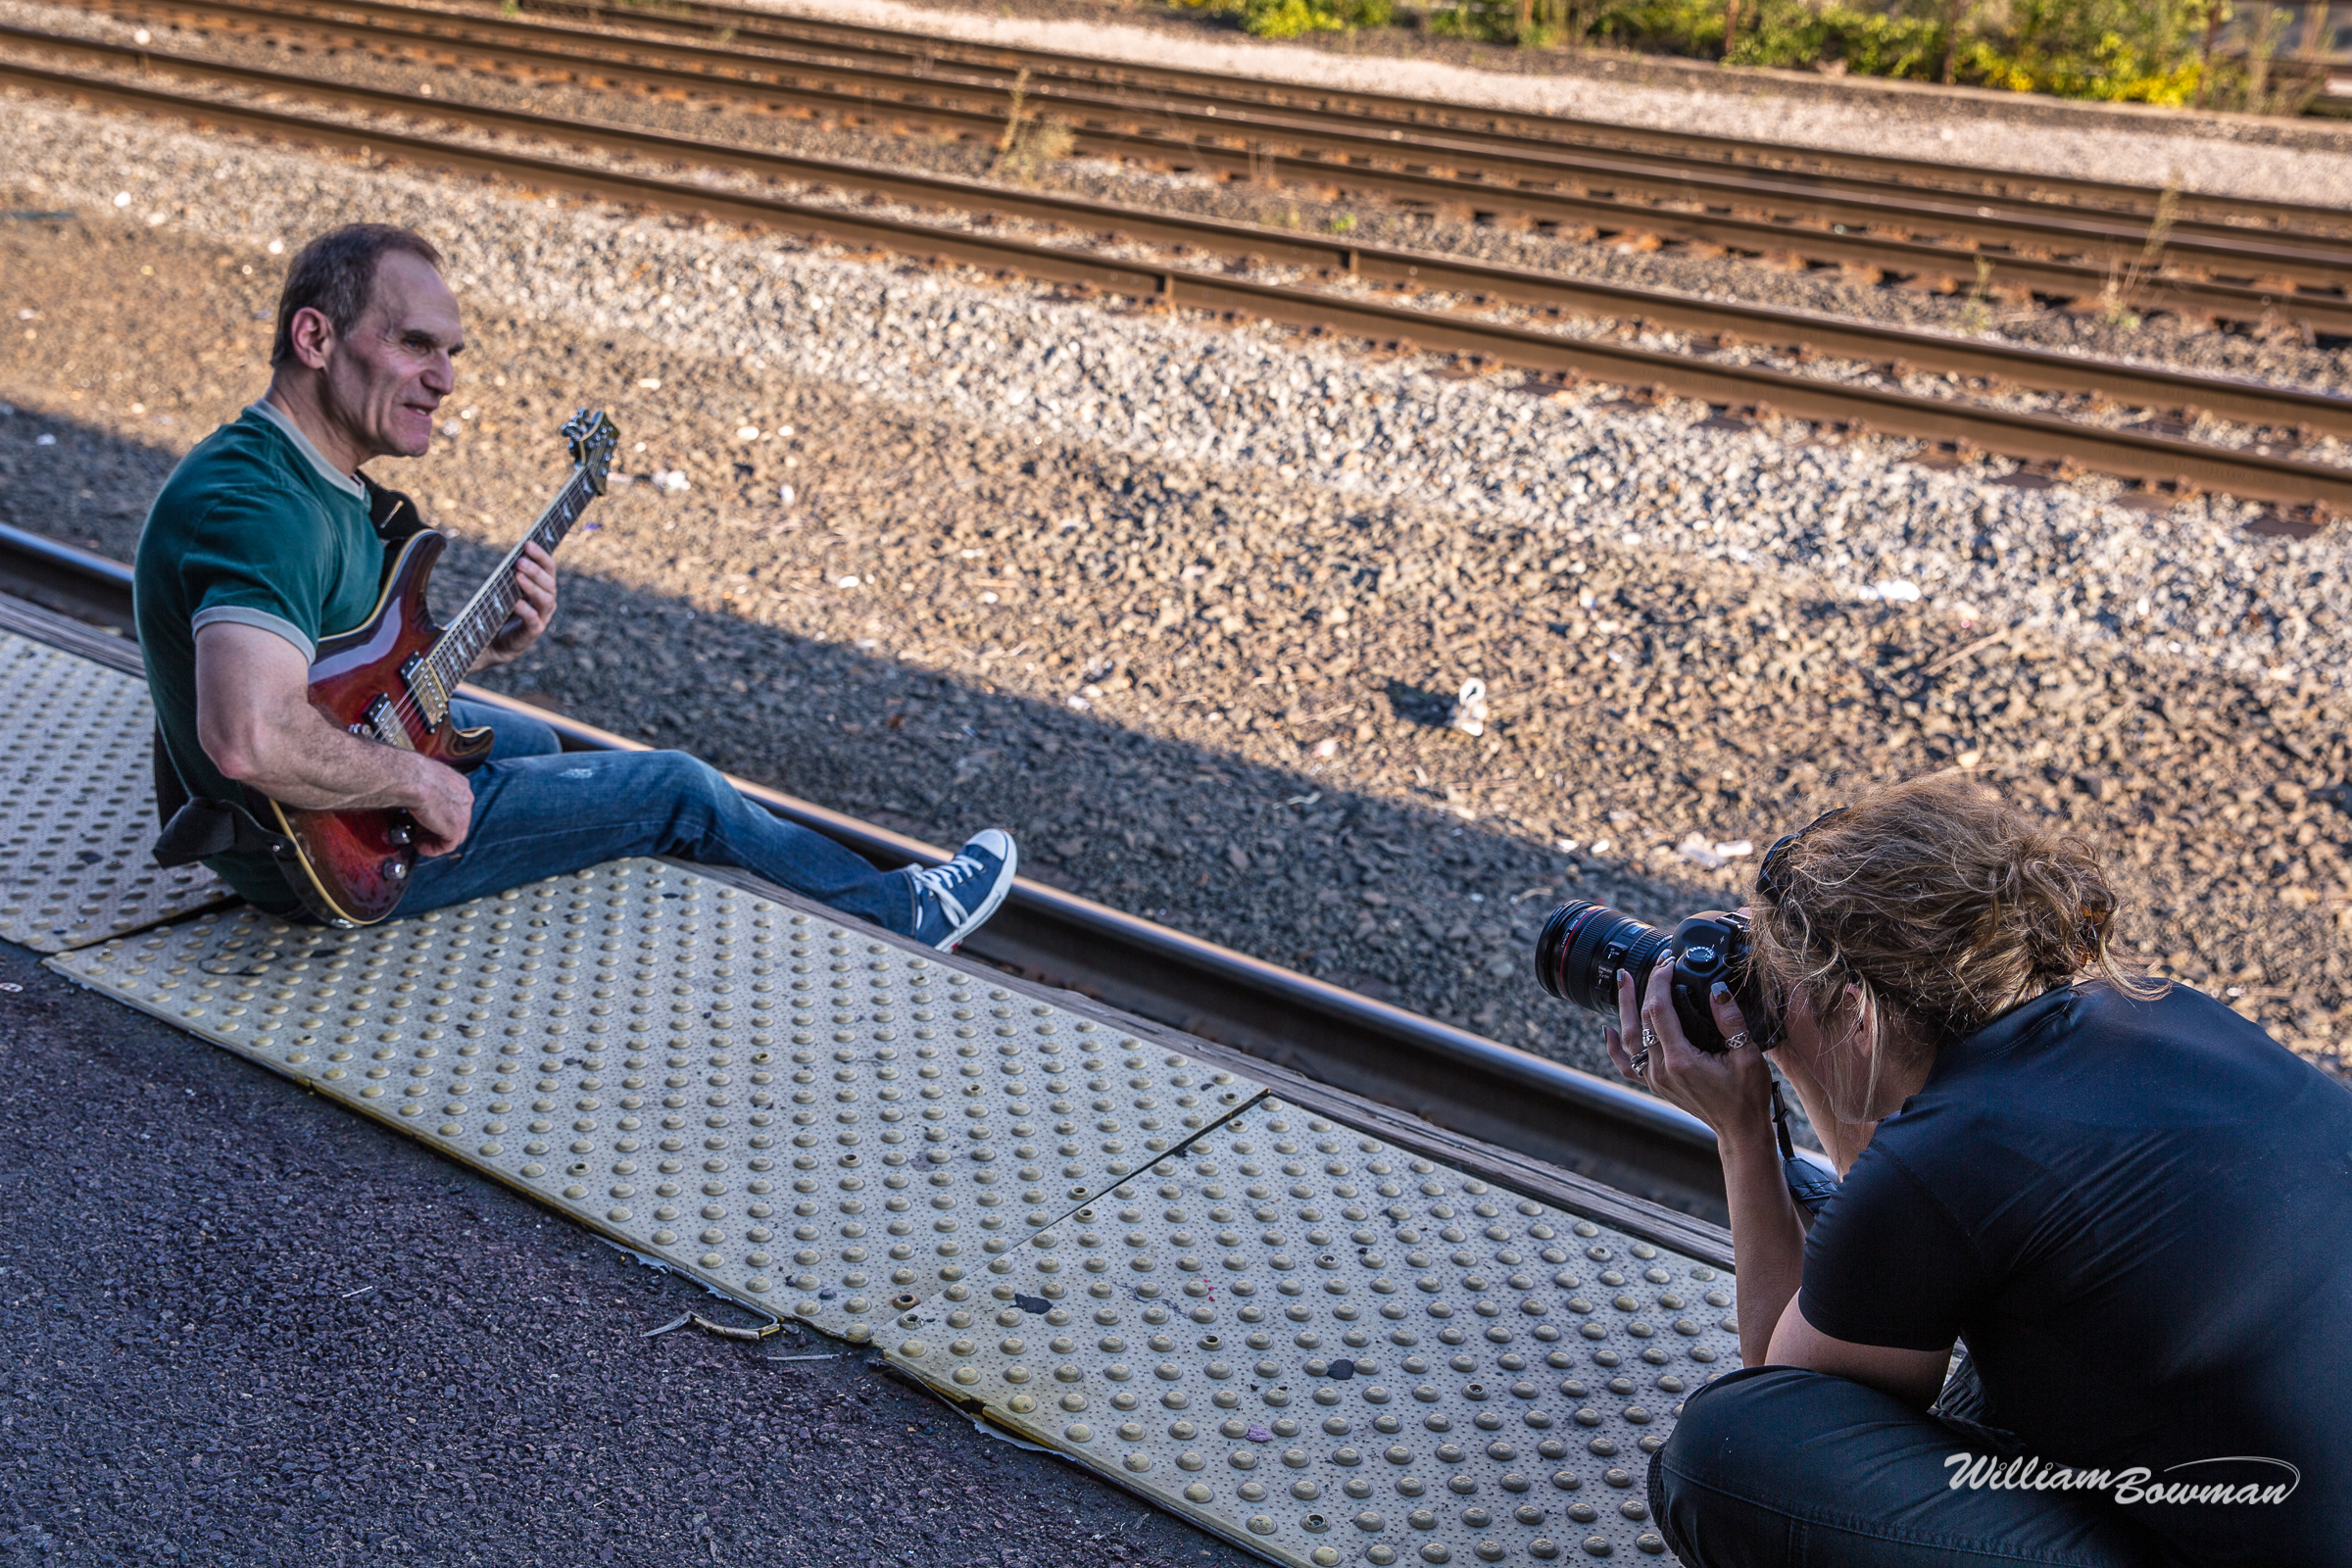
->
xmin=385 ymin=859 xmax=408 ymax=881
xmin=386 ymin=822 xmax=416 ymax=847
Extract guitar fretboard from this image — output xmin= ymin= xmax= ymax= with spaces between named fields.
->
xmin=425 ymin=470 xmax=596 ymax=689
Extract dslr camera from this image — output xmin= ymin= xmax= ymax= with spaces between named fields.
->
xmin=1534 ymin=902 xmax=1769 ymax=1054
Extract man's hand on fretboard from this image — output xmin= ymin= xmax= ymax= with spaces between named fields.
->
xmin=470 ymin=541 xmax=560 ymax=672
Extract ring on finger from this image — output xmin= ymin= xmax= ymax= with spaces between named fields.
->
xmin=1641 ymin=1027 xmax=1659 ymax=1053
xmin=1723 ymin=1031 xmax=1751 ymax=1052
xmin=1629 ymin=1048 xmax=1651 ymax=1077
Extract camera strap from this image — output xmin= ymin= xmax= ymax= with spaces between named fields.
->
xmin=1774 ymin=1080 xmax=1842 ymax=1224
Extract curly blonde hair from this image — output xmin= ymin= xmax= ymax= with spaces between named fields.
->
xmin=1749 ymin=771 xmax=2156 ymax=1054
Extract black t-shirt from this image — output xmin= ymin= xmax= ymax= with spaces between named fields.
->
xmin=1800 ymin=981 xmax=2352 ymax=1566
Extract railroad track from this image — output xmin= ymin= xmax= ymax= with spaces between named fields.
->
xmin=84 ymin=0 xmax=2352 ymax=239
xmin=53 ymin=0 xmax=2352 ymax=331
xmin=492 ymin=0 xmax=2352 ymax=237
xmin=7 ymin=28 xmax=2352 ymax=511
xmin=0 ymin=521 xmax=1731 ymax=1233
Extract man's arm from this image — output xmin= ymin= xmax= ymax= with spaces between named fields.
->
xmin=194 ymin=621 xmax=477 ymax=854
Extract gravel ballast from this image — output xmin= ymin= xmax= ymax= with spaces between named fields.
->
xmin=3 ymin=93 xmax=2349 ymax=1085
xmin=6 ymin=92 xmax=2317 ymax=682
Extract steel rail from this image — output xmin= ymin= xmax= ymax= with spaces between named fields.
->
xmin=73 ymin=0 xmax=2352 ymax=273
xmin=56 ymin=0 xmax=2352 ymax=314
xmin=10 ymin=37 xmax=2352 ymax=499
xmin=311 ymin=0 xmax=2352 ymax=239
xmin=16 ymin=20 xmax=2352 ymax=446
xmin=0 ymin=520 xmax=1732 ymax=1225
xmin=82 ymin=0 xmax=2352 ymax=270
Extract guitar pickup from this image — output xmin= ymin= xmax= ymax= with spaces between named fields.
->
xmin=400 ymin=652 xmax=451 ymax=726
xmin=358 ymin=694 xmax=416 ymax=751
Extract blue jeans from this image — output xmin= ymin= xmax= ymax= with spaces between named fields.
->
xmin=377 ymin=701 xmax=918 ymax=932
xmin=1649 ymin=1365 xmax=2193 ymax=1568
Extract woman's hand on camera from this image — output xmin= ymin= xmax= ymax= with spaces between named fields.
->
xmin=1605 ymin=952 xmax=1776 ymax=1150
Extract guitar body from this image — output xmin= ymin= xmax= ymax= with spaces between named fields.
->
xmin=252 ymin=408 xmax=617 ymax=929
xmin=266 ymin=528 xmax=493 ymax=928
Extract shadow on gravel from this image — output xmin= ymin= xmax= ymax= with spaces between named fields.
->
xmin=1382 ymin=678 xmax=1463 ymax=730
xmin=407 ymin=539 xmax=1731 ymax=1076
xmin=0 ymin=412 xmax=1724 ymax=1084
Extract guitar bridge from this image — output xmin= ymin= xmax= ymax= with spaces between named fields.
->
xmin=356 ymin=694 xmax=416 ymax=751
xmin=400 ymin=652 xmax=451 ymax=727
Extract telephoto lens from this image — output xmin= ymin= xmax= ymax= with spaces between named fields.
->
xmin=1534 ymin=903 xmax=1673 ymax=1014
xmin=1533 ymin=901 xmax=1758 ymax=1054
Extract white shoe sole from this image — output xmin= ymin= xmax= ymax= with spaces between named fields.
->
xmin=933 ymin=837 xmax=1018 ymax=952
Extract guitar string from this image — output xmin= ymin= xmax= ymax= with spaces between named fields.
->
xmin=373 ymin=475 xmax=587 ymax=736
xmin=361 ymin=466 xmax=600 ymax=741
xmin=428 ymin=477 xmax=586 ymax=687
xmin=365 ymin=478 xmax=584 ymax=739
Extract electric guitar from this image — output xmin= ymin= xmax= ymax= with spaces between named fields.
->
xmin=263 ymin=409 xmax=618 ymax=927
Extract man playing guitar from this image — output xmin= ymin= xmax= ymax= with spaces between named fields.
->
xmin=135 ymin=222 xmax=1017 ymax=947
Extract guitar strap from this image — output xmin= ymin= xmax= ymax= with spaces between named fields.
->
xmin=363 ymin=473 xmax=427 ymax=574
xmin=149 ymin=726 xmax=303 ymax=873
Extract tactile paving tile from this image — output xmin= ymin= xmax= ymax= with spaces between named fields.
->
xmin=884 ymin=1099 xmax=1740 ymax=1566
xmin=0 ymin=632 xmax=228 ymax=951
xmin=42 ymin=858 xmax=1262 ymax=1340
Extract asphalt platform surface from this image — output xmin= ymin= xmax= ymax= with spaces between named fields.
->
xmin=0 ymin=938 xmax=1260 ymax=1568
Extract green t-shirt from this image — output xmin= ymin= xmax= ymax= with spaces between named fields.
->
xmin=133 ymin=402 xmax=384 ymax=903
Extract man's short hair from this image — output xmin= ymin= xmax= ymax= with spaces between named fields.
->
xmin=269 ymin=224 xmax=446 ymax=367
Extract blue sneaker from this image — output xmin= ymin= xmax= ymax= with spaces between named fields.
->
xmin=907 ymin=829 xmax=1018 ymax=951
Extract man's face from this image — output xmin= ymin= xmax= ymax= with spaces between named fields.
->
xmin=316 ymin=251 xmax=464 ymax=461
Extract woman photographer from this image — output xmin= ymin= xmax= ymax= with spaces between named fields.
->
xmin=1607 ymin=771 xmax=2349 ymax=1568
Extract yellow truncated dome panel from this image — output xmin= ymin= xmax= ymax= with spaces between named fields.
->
xmin=19 ymin=586 xmax=1740 ymax=1567
xmin=885 ymin=1099 xmax=1740 ymax=1566
xmin=0 ymin=631 xmax=228 ymax=951
xmin=44 ymin=858 xmax=1262 ymax=1341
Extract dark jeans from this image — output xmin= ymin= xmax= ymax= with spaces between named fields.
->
xmin=1649 ymin=1362 xmax=2193 ymax=1568
xmin=377 ymin=701 xmax=917 ymax=932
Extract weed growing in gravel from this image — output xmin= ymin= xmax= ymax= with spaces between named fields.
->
xmin=1002 ymin=119 xmax=1077 ymax=184
xmin=991 ymin=71 xmax=1077 ymax=183
xmin=2098 ymin=179 xmax=2181 ymax=330
xmin=1958 ymin=257 xmax=1996 ymax=335
xmin=997 ymin=68 xmax=1030 ymax=155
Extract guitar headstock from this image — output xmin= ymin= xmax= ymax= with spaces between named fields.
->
xmin=563 ymin=409 xmax=619 ymax=496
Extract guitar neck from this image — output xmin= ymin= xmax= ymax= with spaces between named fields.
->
xmin=427 ymin=469 xmax=596 ymax=684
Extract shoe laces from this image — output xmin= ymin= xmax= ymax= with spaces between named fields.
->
xmin=909 ymin=850 xmax=987 ymax=928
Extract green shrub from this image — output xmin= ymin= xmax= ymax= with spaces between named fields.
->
xmin=1580 ymin=0 xmax=1726 ymax=56
xmin=1226 ymin=0 xmax=2303 ymax=115
xmin=1434 ymin=0 xmax=1626 ymax=47
xmin=1174 ymin=0 xmax=1392 ymax=37
xmin=1955 ymin=0 xmax=2209 ymax=103
xmin=1728 ymin=0 xmax=1946 ymax=77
